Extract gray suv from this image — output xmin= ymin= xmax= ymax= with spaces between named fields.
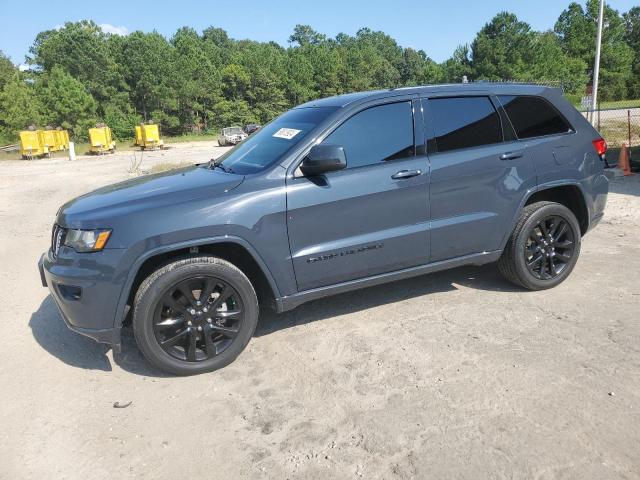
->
xmin=39 ymin=84 xmax=609 ymax=375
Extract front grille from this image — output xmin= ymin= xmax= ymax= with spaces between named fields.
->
xmin=51 ymin=224 xmax=66 ymax=258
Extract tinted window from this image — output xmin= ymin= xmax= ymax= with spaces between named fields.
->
xmin=429 ymin=97 xmax=503 ymax=153
xmin=499 ymin=95 xmax=572 ymax=139
xmin=321 ymin=102 xmax=414 ymax=169
xmin=216 ymin=106 xmax=338 ymax=174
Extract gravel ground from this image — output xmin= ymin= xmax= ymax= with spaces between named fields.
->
xmin=0 ymin=143 xmax=639 ymax=479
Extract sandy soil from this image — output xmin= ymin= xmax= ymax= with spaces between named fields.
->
xmin=0 ymin=143 xmax=639 ymax=479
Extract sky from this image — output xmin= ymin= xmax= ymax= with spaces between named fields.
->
xmin=0 ymin=0 xmax=638 ymax=66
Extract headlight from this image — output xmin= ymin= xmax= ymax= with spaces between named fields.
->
xmin=64 ymin=229 xmax=112 ymax=252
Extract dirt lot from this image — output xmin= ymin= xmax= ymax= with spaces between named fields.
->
xmin=1 ymin=143 xmax=639 ymax=479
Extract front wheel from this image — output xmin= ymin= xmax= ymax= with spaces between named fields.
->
xmin=133 ymin=256 xmax=258 ymax=375
xmin=498 ymin=201 xmax=581 ymax=290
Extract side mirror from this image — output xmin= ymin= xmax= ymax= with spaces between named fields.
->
xmin=300 ymin=144 xmax=347 ymax=176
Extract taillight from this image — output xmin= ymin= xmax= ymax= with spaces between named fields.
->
xmin=592 ymin=138 xmax=607 ymax=156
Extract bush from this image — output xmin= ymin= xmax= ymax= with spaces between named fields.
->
xmin=103 ymin=102 xmax=142 ymax=140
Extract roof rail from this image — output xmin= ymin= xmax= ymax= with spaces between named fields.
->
xmin=472 ymin=79 xmax=564 ymax=91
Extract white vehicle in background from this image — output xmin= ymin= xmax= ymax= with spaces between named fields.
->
xmin=218 ymin=126 xmax=247 ymax=146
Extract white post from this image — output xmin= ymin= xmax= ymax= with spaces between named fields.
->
xmin=592 ymin=0 xmax=605 ymax=126
xmin=68 ymin=142 xmax=76 ymax=161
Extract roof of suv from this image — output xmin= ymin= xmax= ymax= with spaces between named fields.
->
xmin=295 ymin=83 xmax=559 ymax=109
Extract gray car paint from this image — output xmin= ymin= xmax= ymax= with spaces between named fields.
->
xmin=39 ymin=83 xmax=609 ymax=350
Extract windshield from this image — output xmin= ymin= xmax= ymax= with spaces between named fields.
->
xmin=213 ymin=107 xmax=338 ymax=175
xmin=223 ymin=127 xmax=243 ymax=135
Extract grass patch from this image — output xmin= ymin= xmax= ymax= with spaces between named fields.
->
xmin=599 ymin=99 xmax=640 ymax=110
xmin=599 ymin=120 xmax=633 ymax=148
xmin=0 ymin=141 xmax=138 ymax=161
xmin=573 ymin=99 xmax=640 ymax=111
xmin=164 ymin=133 xmax=220 ymax=144
xmin=1 ymin=133 xmax=221 ymax=160
xmin=148 ymin=161 xmax=191 ymax=174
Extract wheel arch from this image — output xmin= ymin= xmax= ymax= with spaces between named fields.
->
xmin=114 ymin=236 xmax=281 ymax=329
xmin=523 ymin=183 xmax=589 ymax=235
xmin=500 ymin=182 xmax=590 ymax=252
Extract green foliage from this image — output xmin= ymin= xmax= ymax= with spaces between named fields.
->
xmin=103 ymin=93 xmax=142 ymax=140
xmin=624 ymin=7 xmax=640 ymax=97
xmin=0 ymin=51 xmax=17 ymax=91
xmin=289 ymin=25 xmax=327 ymax=46
xmin=0 ymin=77 xmax=41 ymax=143
xmin=37 ymin=66 xmax=97 ymax=139
xmin=472 ymin=12 xmax=534 ymax=80
xmin=470 ymin=12 xmax=587 ymax=92
xmin=0 ymin=2 xmax=638 ymax=146
xmin=115 ymin=31 xmax=179 ymax=126
xmin=442 ymin=45 xmax=473 ymax=83
xmin=555 ymin=0 xmax=634 ymax=100
xmin=28 ymin=20 xmax=123 ymax=104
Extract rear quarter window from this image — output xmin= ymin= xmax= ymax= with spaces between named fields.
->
xmin=499 ymin=95 xmax=573 ymax=139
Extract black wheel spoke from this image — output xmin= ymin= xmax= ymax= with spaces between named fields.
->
xmin=161 ymin=329 xmax=189 ymax=347
xmin=210 ymin=324 xmax=239 ymax=338
xmin=210 ymin=286 xmax=230 ymax=310
xmin=538 ymin=220 xmax=549 ymax=237
xmin=553 ymin=222 xmax=567 ymax=242
xmin=555 ymin=240 xmax=573 ymax=248
xmin=203 ymin=326 xmax=217 ymax=357
xmin=527 ymin=255 xmax=543 ymax=267
xmin=215 ymin=309 xmax=241 ymax=319
xmin=165 ymin=296 xmax=185 ymax=313
xmin=178 ymin=285 xmax=197 ymax=306
xmin=156 ymin=317 xmax=183 ymax=330
xmin=186 ymin=328 xmax=197 ymax=361
xmin=549 ymin=256 xmax=557 ymax=275
xmin=153 ymin=275 xmax=245 ymax=363
xmin=200 ymin=278 xmax=217 ymax=304
xmin=539 ymin=257 xmax=548 ymax=279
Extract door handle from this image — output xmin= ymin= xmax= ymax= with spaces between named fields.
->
xmin=392 ymin=169 xmax=422 ymax=179
xmin=500 ymin=151 xmax=524 ymax=161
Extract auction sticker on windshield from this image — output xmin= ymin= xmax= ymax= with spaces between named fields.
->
xmin=273 ymin=128 xmax=301 ymax=140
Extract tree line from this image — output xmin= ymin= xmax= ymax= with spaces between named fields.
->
xmin=1 ymin=0 xmax=639 ymax=144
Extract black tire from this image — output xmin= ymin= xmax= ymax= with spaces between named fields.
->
xmin=498 ymin=201 xmax=581 ymax=290
xmin=133 ymin=256 xmax=258 ymax=375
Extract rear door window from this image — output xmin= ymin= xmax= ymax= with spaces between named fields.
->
xmin=498 ymin=95 xmax=572 ymax=139
xmin=428 ymin=97 xmax=503 ymax=153
xmin=321 ymin=101 xmax=414 ymax=169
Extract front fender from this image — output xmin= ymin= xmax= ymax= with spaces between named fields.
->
xmin=111 ymin=235 xmax=281 ymax=329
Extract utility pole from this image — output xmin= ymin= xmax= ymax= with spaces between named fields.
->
xmin=591 ymin=0 xmax=605 ymax=125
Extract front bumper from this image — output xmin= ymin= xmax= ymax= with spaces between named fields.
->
xmin=226 ymin=136 xmax=246 ymax=145
xmin=39 ymin=248 xmax=126 ymax=351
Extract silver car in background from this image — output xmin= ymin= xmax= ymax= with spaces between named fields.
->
xmin=218 ymin=126 xmax=247 ymax=146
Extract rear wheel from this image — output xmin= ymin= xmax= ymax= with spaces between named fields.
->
xmin=498 ymin=201 xmax=581 ymax=290
xmin=133 ymin=256 xmax=258 ymax=375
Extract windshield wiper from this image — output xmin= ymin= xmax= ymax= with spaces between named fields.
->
xmin=209 ymin=160 xmax=234 ymax=174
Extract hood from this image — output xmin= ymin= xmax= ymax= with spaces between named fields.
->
xmin=58 ymin=165 xmax=244 ymax=227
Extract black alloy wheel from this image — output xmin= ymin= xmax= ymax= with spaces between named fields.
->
xmin=524 ymin=215 xmax=576 ymax=280
xmin=153 ymin=276 xmax=244 ymax=362
xmin=133 ymin=256 xmax=258 ymax=375
xmin=498 ymin=201 xmax=582 ymax=290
